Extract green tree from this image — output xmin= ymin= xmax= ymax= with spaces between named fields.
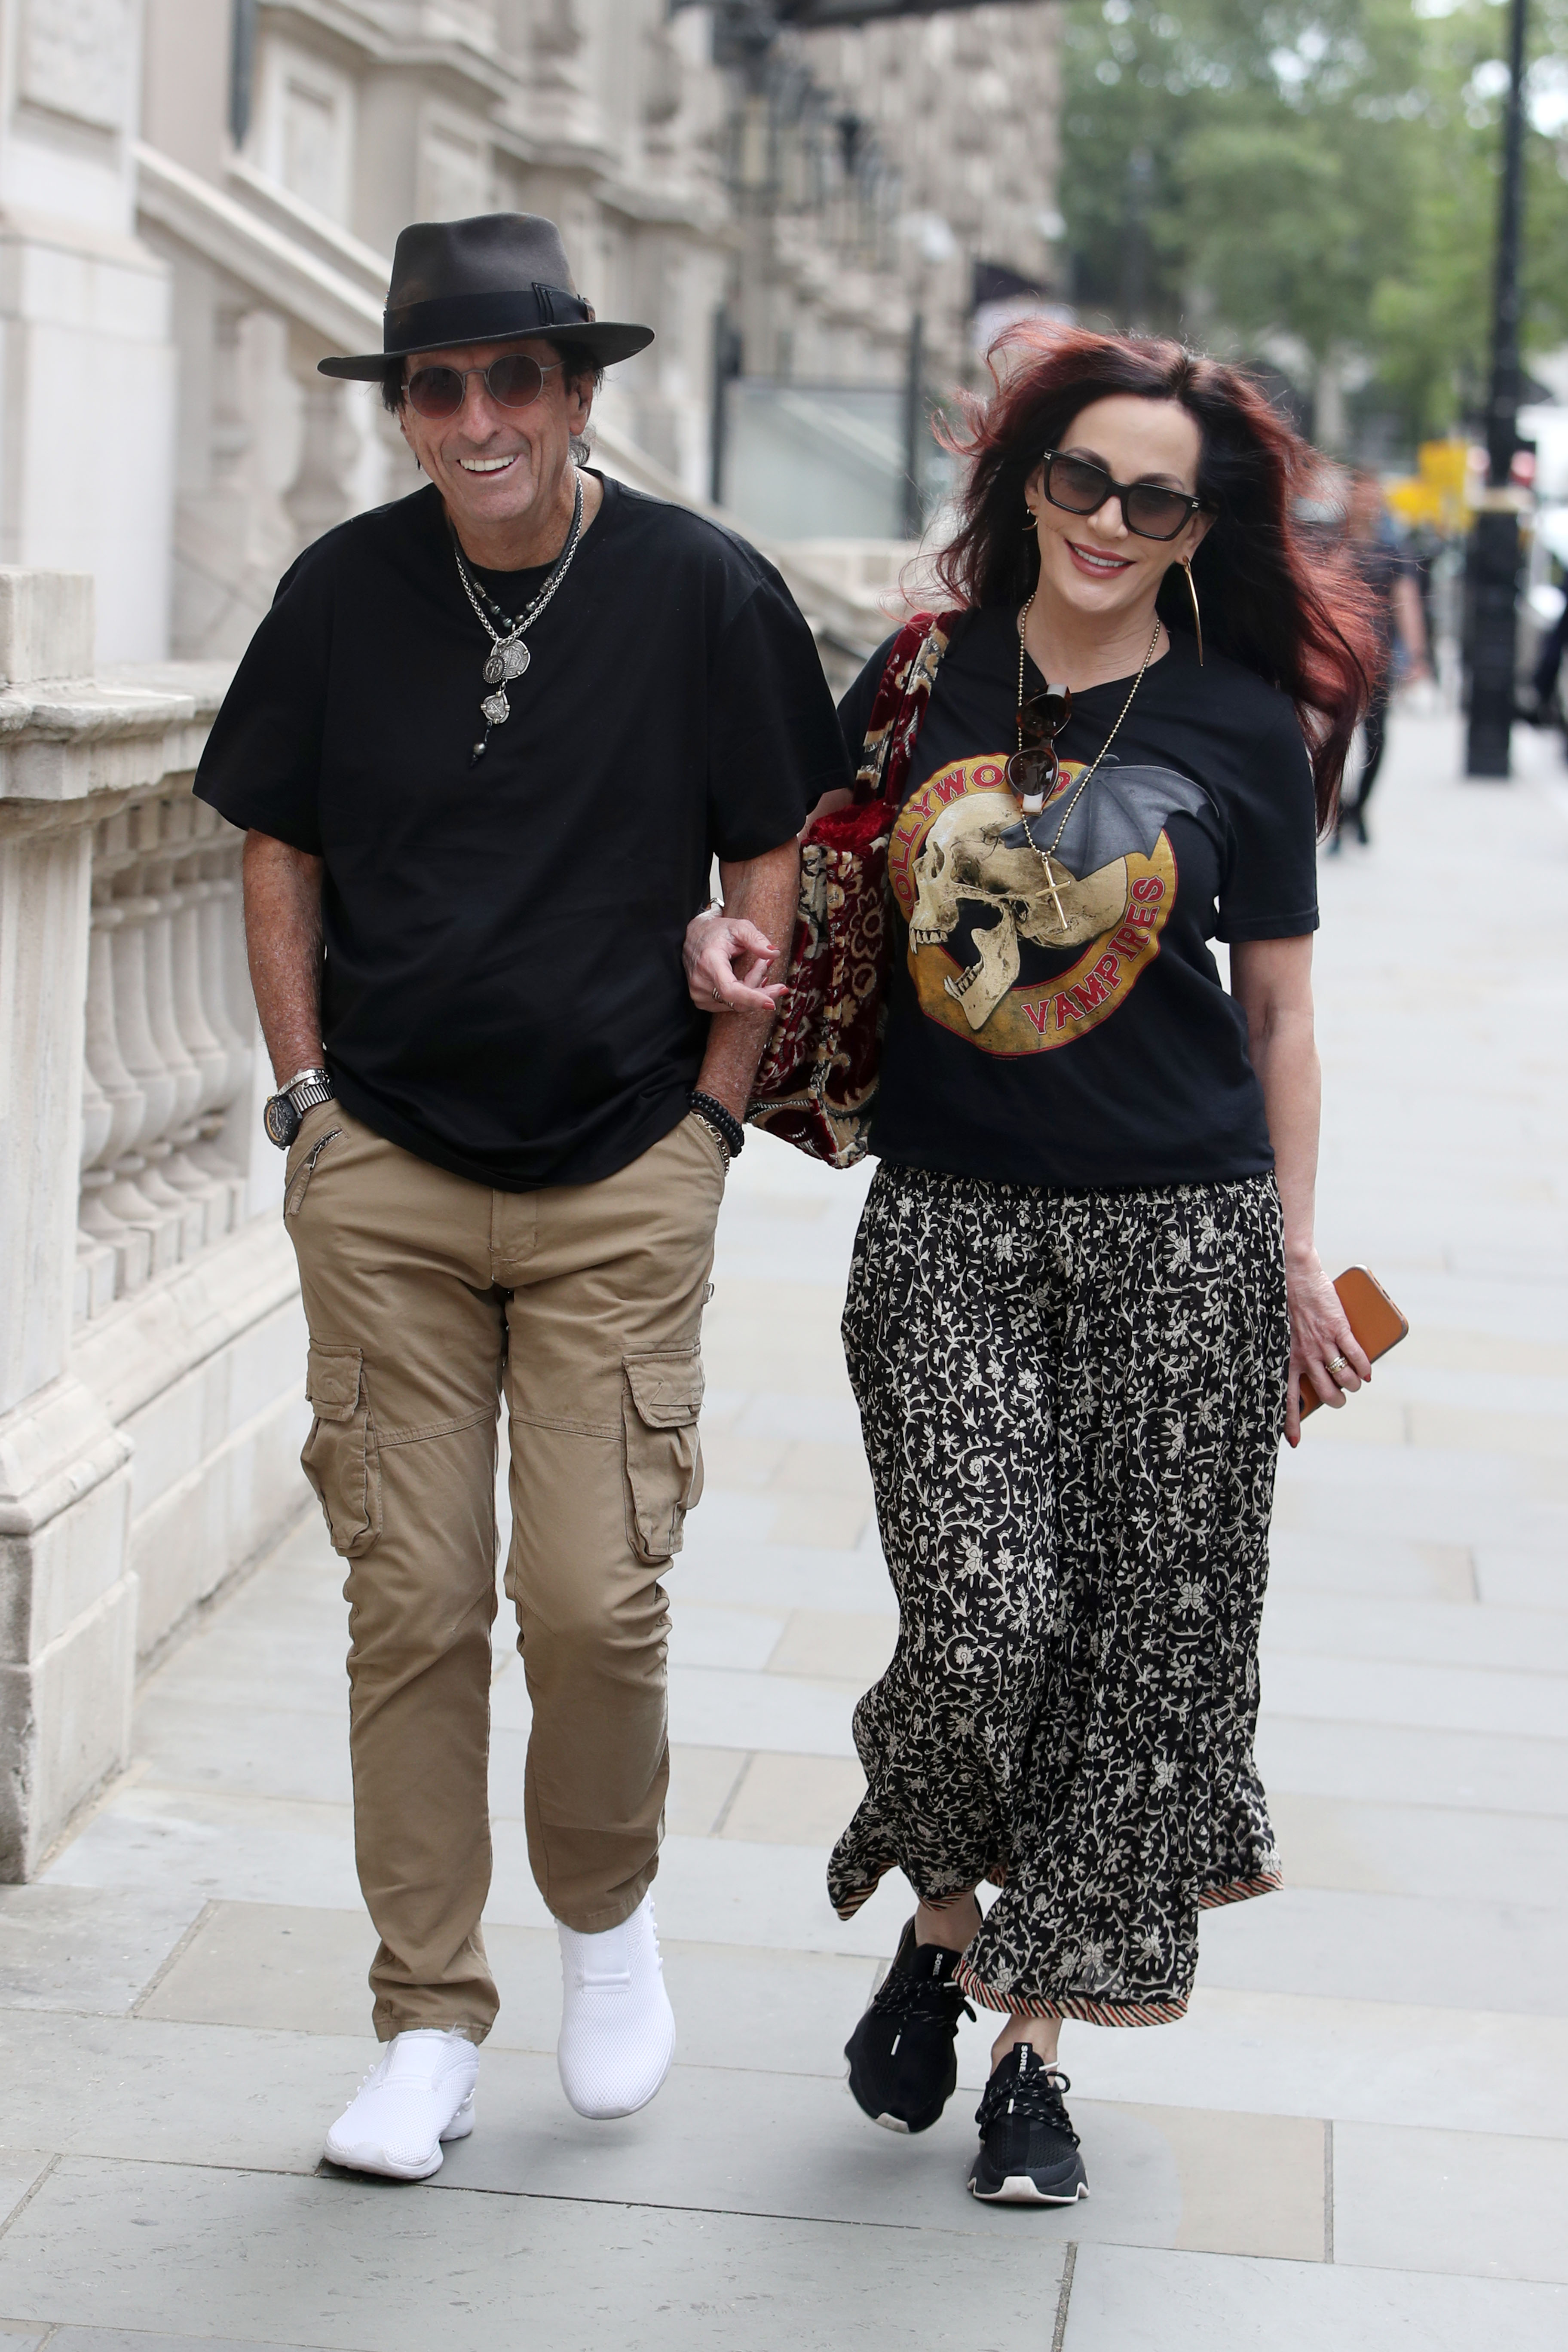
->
xmin=1367 ymin=0 xmax=1568 ymax=438
xmin=1058 ymin=0 xmax=1568 ymax=447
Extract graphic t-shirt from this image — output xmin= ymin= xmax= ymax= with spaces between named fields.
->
xmin=837 ymin=608 xmax=1319 ymax=1189
xmin=195 ymin=475 xmax=847 ymax=1191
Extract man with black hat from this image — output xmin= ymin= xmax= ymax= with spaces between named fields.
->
xmin=194 ymin=214 xmax=847 ymax=2178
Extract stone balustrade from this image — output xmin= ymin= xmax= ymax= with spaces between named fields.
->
xmin=0 ymin=572 xmax=306 ymax=1881
xmin=77 ymin=793 xmax=253 ymax=1322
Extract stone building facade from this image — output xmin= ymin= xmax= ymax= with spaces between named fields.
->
xmin=779 ymin=5 xmax=1063 ymax=394
xmin=0 ymin=0 xmax=1062 ymax=664
xmin=0 ymin=0 xmax=1061 ymax=1879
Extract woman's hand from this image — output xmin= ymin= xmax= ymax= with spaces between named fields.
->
xmin=683 ymin=906 xmax=787 ymax=1016
xmin=1228 ymin=939 xmax=1371 ymax=1449
xmin=1284 ymin=1251 xmax=1372 ymax=1448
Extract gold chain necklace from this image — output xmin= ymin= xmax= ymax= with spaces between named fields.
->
xmin=1016 ymin=594 xmax=1162 ymax=928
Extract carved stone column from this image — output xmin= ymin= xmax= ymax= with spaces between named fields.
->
xmin=285 ymin=375 xmax=356 ymax=551
xmin=520 ymin=0 xmax=601 ymax=149
xmin=80 ymin=889 xmax=156 ymax=1298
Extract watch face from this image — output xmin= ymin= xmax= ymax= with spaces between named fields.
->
xmin=264 ymin=1092 xmax=302 ymax=1150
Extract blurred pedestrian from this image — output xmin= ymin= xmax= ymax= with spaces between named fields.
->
xmin=1333 ymin=471 xmax=1430 ymax=848
xmin=689 ymin=325 xmax=1381 ymax=2208
xmin=1525 ymin=582 xmax=1568 ymax=729
xmin=1405 ymin=517 xmax=1443 ymax=672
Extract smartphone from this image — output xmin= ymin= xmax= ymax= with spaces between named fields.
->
xmin=1299 ymin=1266 xmax=1409 ymax=1419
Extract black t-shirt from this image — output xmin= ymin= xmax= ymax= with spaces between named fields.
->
xmin=839 ymin=608 xmax=1318 ymax=1189
xmin=195 ymin=476 xmax=847 ymax=1190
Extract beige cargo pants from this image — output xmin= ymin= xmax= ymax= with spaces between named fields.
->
xmin=282 ymin=1096 xmax=725 ymax=2043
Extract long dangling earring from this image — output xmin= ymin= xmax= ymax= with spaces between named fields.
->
xmin=1182 ymin=558 xmax=1204 ymax=666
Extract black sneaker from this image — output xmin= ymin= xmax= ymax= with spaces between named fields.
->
xmin=845 ymin=1916 xmax=974 ymax=2134
xmin=968 ymin=2045 xmax=1089 ymax=2204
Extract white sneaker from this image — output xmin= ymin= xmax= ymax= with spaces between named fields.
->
xmin=324 ymin=2027 xmax=478 ymax=2179
xmin=557 ymin=1890 xmax=676 ymax=2119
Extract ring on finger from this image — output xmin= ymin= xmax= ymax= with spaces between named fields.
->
xmin=1325 ymin=1353 xmax=1350 ymax=1376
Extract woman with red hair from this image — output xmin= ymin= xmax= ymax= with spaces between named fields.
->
xmin=692 ymin=326 xmax=1381 ymax=2206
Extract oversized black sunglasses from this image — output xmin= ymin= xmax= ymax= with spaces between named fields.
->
xmin=1039 ymin=449 xmax=1205 ymax=542
xmin=404 ymin=355 xmax=563 ymax=420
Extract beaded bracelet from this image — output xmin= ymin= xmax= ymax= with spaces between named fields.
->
xmin=691 ymin=1089 xmax=745 ymax=1161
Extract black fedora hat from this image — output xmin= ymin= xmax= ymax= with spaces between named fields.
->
xmin=318 ymin=212 xmax=654 ymax=380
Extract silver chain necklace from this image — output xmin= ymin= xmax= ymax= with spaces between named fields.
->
xmin=451 ymin=469 xmax=584 ymax=765
xmin=1014 ymin=594 xmax=1161 ymax=929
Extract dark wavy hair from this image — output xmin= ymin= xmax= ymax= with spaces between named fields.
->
xmin=933 ymin=325 xmax=1380 ymax=833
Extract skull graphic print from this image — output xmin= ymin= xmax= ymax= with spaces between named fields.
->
xmin=889 ymin=753 xmax=1212 ymax=1051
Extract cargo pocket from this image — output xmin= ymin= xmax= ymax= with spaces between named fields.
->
xmin=622 ymin=1346 xmax=705 ymax=1564
xmin=300 ymin=1343 xmax=382 ymax=1557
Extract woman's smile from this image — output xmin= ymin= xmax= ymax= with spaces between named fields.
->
xmin=1063 ymin=537 xmax=1135 ymax=577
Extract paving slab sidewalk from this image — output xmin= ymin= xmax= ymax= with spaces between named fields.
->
xmin=2 ymin=701 xmax=1565 ymax=2348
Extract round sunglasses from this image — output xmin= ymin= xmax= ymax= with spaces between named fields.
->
xmin=404 ymin=354 xmax=563 ymax=421
xmin=1039 ymin=449 xmax=1204 ymax=542
xmin=1008 ymin=682 xmax=1073 ymax=801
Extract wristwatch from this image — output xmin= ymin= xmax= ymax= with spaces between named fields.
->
xmin=263 ymin=1063 xmax=335 ymax=1150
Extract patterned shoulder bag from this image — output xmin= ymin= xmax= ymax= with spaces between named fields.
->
xmin=747 ymin=611 xmax=953 ymax=1167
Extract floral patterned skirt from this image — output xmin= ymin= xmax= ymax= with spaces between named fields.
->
xmin=828 ymin=1165 xmax=1289 ymax=2025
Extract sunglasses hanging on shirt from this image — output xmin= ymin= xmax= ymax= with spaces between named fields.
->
xmin=1011 ymin=593 xmax=1161 ymax=931
xmin=1008 ymin=680 xmax=1073 ymax=815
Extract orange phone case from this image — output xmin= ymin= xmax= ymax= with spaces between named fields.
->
xmin=1299 ymin=1266 xmax=1409 ymax=1419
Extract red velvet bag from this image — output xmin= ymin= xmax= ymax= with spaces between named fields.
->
xmin=747 ymin=611 xmax=952 ymax=1167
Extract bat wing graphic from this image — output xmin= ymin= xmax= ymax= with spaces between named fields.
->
xmin=1000 ymin=765 xmax=1211 ymax=874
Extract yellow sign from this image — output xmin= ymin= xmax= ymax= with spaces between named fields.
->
xmin=1384 ymin=440 xmax=1474 ymax=532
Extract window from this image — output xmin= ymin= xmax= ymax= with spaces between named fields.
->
xmin=251 ymin=40 xmax=354 ymax=224
xmin=420 ymin=122 xmax=488 ymax=221
xmin=282 ymin=78 xmax=339 ymax=215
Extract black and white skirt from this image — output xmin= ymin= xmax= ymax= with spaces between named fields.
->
xmin=829 ymin=1164 xmax=1289 ymax=2024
